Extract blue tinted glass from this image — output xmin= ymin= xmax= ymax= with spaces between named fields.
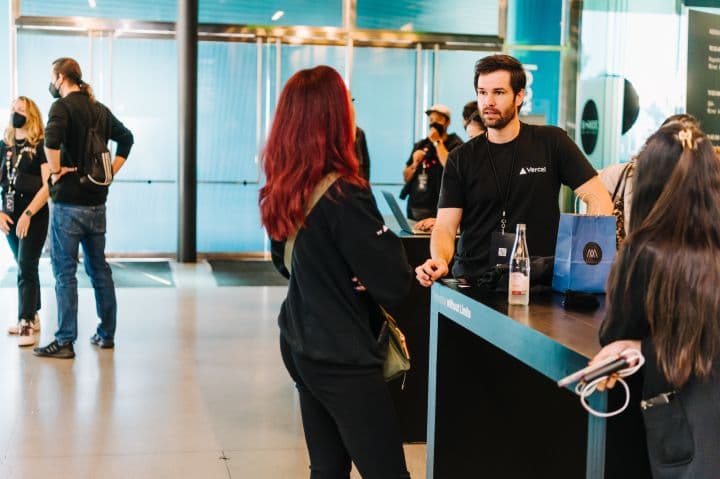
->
xmin=508 ymin=0 xmax=562 ymax=46
xmin=17 ymin=32 xmax=91 ymax=127
xmin=351 ymin=47 xmax=415 ymax=184
xmin=21 ymin=0 xmax=176 ymax=21
xmin=198 ymin=41 xmax=258 ymax=182
xmin=0 ymin=5 xmax=8 ymax=116
xmin=198 ymin=184 xmax=264 ymax=251
xmin=437 ymin=50 xmax=491 ymax=142
xmin=112 ymin=38 xmax=178 ymax=181
xmin=106 ymin=183 xmax=178 ymax=252
xmin=110 ymin=38 xmax=178 ymax=252
xmin=200 ymin=0 xmax=342 ymax=26
xmin=357 ymin=0 xmax=499 ymax=35
xmin=511 ymin=50 xmax=560 ymax=126
xmin=281 ymin=45 xmax=346 ymax=85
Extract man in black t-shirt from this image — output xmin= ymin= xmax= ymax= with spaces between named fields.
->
xmin=401 ymin=104 xmax=463 ymax=220
xmin=34 ymin=58 xmax=133 ymax=359
xmin=416 ymin=55 xmax=612 ymax=284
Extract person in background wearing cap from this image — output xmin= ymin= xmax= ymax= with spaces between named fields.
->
xmin=400 ymin=104 xmax=463 ymax=222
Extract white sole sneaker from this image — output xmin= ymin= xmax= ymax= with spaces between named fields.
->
xmin=8 ymin=314 xmax=40 ymax=335
xmin=18 ymin=334 xmax=37 ymax=347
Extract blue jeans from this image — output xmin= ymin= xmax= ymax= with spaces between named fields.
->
xmin=51 ymin=203 xmax=116 ymax=345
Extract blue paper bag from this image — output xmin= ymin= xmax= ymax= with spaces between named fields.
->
xmin=552 ymin=214 xmax=616 ymax=293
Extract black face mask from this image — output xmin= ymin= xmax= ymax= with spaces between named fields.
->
xmin=48 ymin=81 xmax=61 ymax=99
xmin=429 ymin=122 xmax=445 ymax=136
xmin=12 ymin=112 xmax=26 ymax=129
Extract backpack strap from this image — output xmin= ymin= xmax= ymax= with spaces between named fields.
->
xmin=283 ymin=173 xmax=341 ymax=274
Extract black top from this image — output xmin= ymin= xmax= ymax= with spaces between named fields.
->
xmin=45 ymin=91 xmax=134 ymax=206
xmin=405 ymin=133 xmax=463 ymax=220
xmin=599 ymin=244 xmax=720 ymax=477
xmin=271 ymin=180 xmax=412 ymax=366
xmin=355 ymin=126 xmax=370 ymax=181
xmin=0 ymin=139 xmax=47 ymax=217
xmin=438 ymin=123 xmax=596 ymax=278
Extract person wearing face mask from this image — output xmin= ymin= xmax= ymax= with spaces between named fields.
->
xmin=1 ymin=97 xmax=50 ymax=347
xmin=401 ymin=105 xmax=463 ymax=221
xmin=33 ymin=57 xmax=133 ymax=360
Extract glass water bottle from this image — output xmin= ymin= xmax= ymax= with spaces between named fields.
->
xmin=508 ymin=224 xmax=530 ymax=305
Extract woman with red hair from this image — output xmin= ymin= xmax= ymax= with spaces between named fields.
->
xmin=260 ymin=65 xmax=413 ymax=478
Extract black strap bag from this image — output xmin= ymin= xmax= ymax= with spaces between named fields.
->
xmin=79 ymin=105 xmax=113 ymax=190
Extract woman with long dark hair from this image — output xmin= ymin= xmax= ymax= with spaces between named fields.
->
xmin=260 ymin=65 xmax=413 ymax=478
xmin=1 ymin=96 xmax=50 ymax=347
xmin=591 ymin=122 xmax=720 ymax=477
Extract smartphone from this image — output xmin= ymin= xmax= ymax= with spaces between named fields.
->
xmin=557 ymin=355 xmax=627 ymax=387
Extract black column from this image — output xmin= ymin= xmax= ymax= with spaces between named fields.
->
xmin=177 ymin=0 xmax=198 ymax=262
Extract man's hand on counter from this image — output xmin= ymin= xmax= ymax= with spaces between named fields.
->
xmin=415 ymin=258 xmax=449 ymax=287
xmin=414 ymin=217 xmax=436 ymax=232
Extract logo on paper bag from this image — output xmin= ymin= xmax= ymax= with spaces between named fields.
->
xmin=583 ymin=242 xmax=602 ymax=265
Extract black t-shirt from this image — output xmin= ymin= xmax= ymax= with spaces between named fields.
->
xmin=405 ymin=132 xmax=463 ymax=219
xmin=45 ymin=91 xmax=134 ymax=206
xmin=0 ymin=139 xmax=47 ymax=217
xmin=438 ymin=123 xmax=597 ymax=278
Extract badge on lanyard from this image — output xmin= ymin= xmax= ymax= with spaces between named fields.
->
xmin=4 ymin=192 xmax=14 ymax=213
xmin=417 ymin=168 xmax=429 ymax=193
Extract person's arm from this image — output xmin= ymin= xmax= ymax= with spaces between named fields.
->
xmin=15 ymin=162 xmax=50 ymax=239
xmin=334 ymin=186 xmax=412 ymax=307
xmin=575 ymin=175 xmax=613 ymax=215
xmin=415 ymin=207 xmax=462 ymax=287
xmin=108 ymin=109 xmax=134 ymax=176
xmin=404 ymin=149 xmax=425 ymax=183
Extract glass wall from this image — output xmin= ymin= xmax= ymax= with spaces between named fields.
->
xmin=579 ymin=1 xmax=685 ymax=165
xmin=109 ymin=38 xmax=178 ymax=252
xmin=11 ymin=0 xmax=510 ymax=254
xmin=357 ymin=0 xmax=500 ymax=35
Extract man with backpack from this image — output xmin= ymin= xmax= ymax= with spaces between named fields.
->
xmin=34 ymin=57 xmax=134 ymax=359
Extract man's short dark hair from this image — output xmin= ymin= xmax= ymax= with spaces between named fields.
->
xmin=473 ymin=54 xmax=526 ymax=95
xmin=462 ymin=101 xmax=479 ymax=123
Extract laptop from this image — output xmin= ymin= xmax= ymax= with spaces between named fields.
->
xmin=381 ymin=190 xmax=431 ymax=235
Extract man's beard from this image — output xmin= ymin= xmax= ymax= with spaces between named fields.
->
xmin=481 ymin=102 xmax=517 ymax=130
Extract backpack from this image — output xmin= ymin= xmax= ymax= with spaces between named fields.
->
xmin=78 ymin=105 xmax=113 ymax=189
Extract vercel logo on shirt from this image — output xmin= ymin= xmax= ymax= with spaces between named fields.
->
xmin=519 ymin=166 xmax=547 ymax=175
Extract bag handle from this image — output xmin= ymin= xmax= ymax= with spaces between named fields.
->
xmin=283 ymin=173 xmax=340 ymax=274
xmin=574 ymin=192 xmax=601 ymax=216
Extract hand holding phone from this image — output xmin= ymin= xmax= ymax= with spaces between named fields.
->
xmin=557 ymin=354 xmax=628 ymax=387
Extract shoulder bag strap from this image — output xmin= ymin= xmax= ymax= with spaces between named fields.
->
xmin=611 ymin=162 xmax=633 ymax=202
xmin=283 ymin=172 xmax=341 ymax=274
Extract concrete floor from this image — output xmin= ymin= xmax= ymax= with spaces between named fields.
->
xmin=0 ymin=262 xmax=426 ymax=479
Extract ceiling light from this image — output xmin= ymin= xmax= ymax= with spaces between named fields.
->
xmin=271 ymin=10 xmax=284 ymax=21
xmin=88 ymin=0 xmax=97 ymax=7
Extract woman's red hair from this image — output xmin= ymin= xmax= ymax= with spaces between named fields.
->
xmin=260 ymin=65 xmax=367 ymax=240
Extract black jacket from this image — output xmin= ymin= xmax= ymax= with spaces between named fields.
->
xmin=45 ymin=91 xmax=134 ymax=206
xmin=271 ymin=180 xmax=412 ymax=366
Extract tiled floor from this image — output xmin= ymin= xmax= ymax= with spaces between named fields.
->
xmin=0 ymin=262 xmax=426 ymax=479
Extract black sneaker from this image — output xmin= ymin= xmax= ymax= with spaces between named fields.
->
xmin=33 ymin=340 xmax=75 ymax=359
xmin=90 ymin=333 xmax=114 ymax=349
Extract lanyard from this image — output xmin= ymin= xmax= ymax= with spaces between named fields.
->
xmin=485 ymin=130 xmax=520 ymax=234
xmin=5 ymin=142 xmax=26 ymax=189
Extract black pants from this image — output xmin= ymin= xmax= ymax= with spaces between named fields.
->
xmin=280 ymin=337 xmax=410 ymax=479
xmin=5 ymin=205 xmax=49 ymax=321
